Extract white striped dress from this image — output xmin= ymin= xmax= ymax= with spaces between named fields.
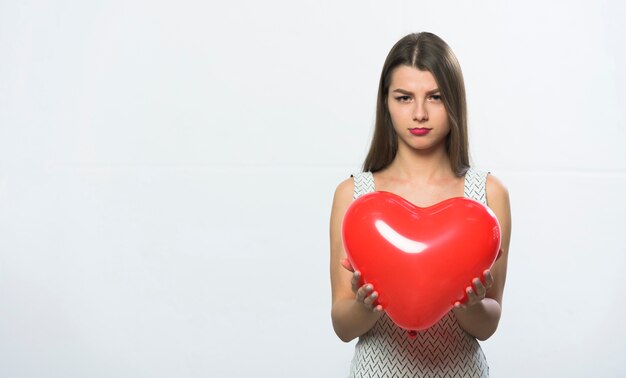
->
xmin=348 ymin=168 xmax=490 ymax=378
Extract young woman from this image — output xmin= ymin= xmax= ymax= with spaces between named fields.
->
xmin=329 ymin=32 xmax=511 ymax=377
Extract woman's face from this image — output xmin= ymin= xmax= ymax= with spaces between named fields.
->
xmin=387 ymin=65 xmax=450 ymax=153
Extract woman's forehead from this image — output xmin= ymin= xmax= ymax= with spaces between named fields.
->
xmin=389 ymin=66 xmax=438 ymax=91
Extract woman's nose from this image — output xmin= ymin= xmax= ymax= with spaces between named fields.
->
xmin=413 ymin=102 xmax=428 ymax=121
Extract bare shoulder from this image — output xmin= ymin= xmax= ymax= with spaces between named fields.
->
xmin=330 ymin=177 xmax=355 ymax=260
xmin=330 ymin=177 xmax=355 ymax=237
xmin=485 ymin=173 xmax=512 ymax=251
xmin=486 ymin=173 xmax=510 ymax=206
xmin=333 ymin=177 xmax=354 ymax=208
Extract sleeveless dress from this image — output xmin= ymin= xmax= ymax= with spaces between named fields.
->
xmin=348 ymin=168 xmax=490 ymax=378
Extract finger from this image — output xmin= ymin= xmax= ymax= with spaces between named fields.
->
xmin=374 ymin=304 xmax=384 ymax=312
xmin=472 ymin=277 xmax=487 ymax=299
xmin=454 ymin=301 xmax=466 ymax=311
xmin=351 ymin=271 xmax=361 ymax=293
xmin=483 ymin=270 xmax=494 ymax=289
xmin=466 ymin=286 xmax=478 ymax=304
xmin=363 ymin=291 xmax=378 ymax=308
xmin=356 ymin=283 xmax=373 ymax=302
xmin=340 ymin=258 xmax=355 ymax=272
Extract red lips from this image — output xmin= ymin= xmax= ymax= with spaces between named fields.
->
xmin=409 ymin=128 xmax=431 ymax=136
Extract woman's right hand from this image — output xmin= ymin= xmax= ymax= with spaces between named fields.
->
xmin=341 ymin=258 xmax=384 ymax=313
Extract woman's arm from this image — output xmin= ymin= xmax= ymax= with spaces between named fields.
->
xmin=453 ymin=174 xmax=512 ymax=341
xmin=330 ymin=178 xmax=383 ymax=342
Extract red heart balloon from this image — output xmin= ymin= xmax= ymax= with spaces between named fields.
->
xmin=342 ymin=191 xmax=501 ymax=331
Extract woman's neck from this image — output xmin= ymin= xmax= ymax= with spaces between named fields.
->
xmin=383 ymin=143 xmax=454 ymax=183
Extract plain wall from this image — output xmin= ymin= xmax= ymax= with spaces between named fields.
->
xmin=1 ymin=1 xmax=625 ymax=377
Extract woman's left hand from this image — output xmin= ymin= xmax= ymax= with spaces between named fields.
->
xmin=453 ymin=269 xmax=494 ymax=311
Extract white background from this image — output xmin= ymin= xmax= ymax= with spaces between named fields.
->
xmin=1 ymin=1 xmax=625 ymax=377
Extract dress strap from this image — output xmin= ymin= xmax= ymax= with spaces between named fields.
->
xmin=464 ymin=168 xmax=488 ymax=205
xmin=351 ymin=172 xmax=375 ymax=200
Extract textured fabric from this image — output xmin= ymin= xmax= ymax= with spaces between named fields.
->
xmin=348 ymin=168 xmax=490 ymax=378
xmin=351 ymin=172 xmax=375 ymax=200
xmin=463 ymin=169 xmax=488 ymax=205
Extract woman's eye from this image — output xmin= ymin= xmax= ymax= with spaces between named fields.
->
xmin=429 ymin=94 xmax=442 ymax=101
xmin=395 ymin=96 xmax=411 ymax=102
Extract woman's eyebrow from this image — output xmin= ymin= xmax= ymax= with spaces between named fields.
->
xmin=391 ymin=88 xmax=440 ymax=95
xmin=391 ymin=88 xmax=413 ymax=95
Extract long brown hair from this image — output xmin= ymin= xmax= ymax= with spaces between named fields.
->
xmin=363 ymin=32 xmax=470 ymax=176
